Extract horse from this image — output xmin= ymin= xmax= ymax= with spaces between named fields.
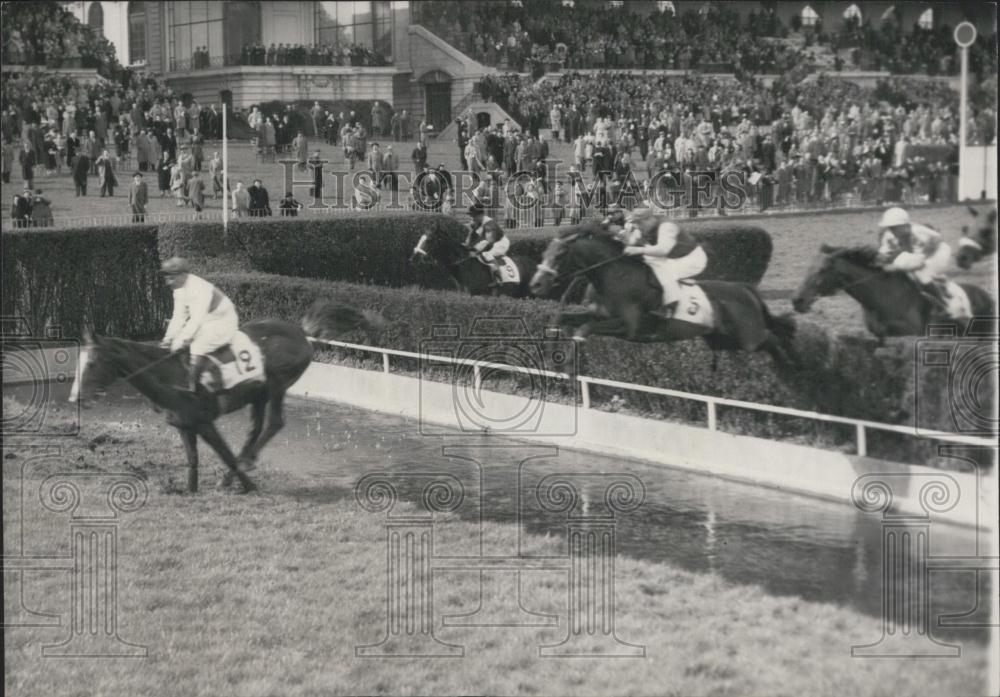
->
xmin=528 ymin=225 xmax=797 ymax=366
xmin=409 ymin=226 xmax=537 ymax=297
xmin=956 ymin=206 xmax=998 ymax=270
xmin=69 ymin=301 xmax=384 ymax=493
xmin=791 ymin=244 xmax=996 ymax=339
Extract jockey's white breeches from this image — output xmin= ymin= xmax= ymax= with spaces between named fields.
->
xmin=189 ymin=298 xmax=239 ymax=356
xmin=644 ymin=246 xmax=708 ymax=304
xmin=900 ymin=242 xmax=952 ymax=283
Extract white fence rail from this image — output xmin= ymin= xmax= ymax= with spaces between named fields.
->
xmin=308 ymin=337 xmax=997 ymax=457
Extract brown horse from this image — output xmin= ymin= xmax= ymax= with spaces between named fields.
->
xmin=792 ymin=245 xmax=996 ymax=339
xmin=529 ymin=225 xmax=797 ymax=365
xmin=70 ymin=302 xmax=383 ymax=493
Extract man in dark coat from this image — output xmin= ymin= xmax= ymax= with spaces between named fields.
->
xmin=72 ymin=151 xmax=90 ymax=196
xmin=129 ymin=172 xmax=148 ymax=222
xmin=248 ymin=178 xmax=271 ymax=216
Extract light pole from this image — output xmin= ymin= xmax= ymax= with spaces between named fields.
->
xmin=953 ymin=21 xmax=977 ymax=201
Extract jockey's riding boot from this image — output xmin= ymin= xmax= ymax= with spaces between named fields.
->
xmin=187 ymin=354 xmax=210 ymax=392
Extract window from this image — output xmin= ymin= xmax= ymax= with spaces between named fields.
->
xmin=167 ymin=1 xmax=259 ymax=69
xmin=315 ymin=1 xmax=392 ymax=60
xmin=128 ymin=2 xmax=147 ymax=64
xmin=843 ymin=4 xmax=862 ymax=24
xmin=801 ymin=5 xmax=819 ymax=27
xmin=917 ymin=8 xmax=933 ymax=30
xmin=657 ymin=1 xmax=676 ymax=15
xmin=168 ymin=2 xmax=223 ymax=68
xmin=88 ymin=2 xmax=104 ymax=37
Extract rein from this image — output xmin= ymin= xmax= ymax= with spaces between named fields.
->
xmin=119 ymin=349 xmax=180 ymax=381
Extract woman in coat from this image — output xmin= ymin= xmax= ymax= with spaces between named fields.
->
xmin=170 ymin=163 xmax=186 ymax=206
xmin=157 ymin=152 xmax=173 ymax=196
xmin=96 ymin=150 xmax=119 ymax=197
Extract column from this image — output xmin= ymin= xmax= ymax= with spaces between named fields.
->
xmin=40 ymin=473 xmax=148 ymax=658
xmin=851 ymin=473 xmax=961 ymax=657
xmin=355 ymin=473 xmax=463 ymax=657
xmin=538 ymin=474 xmax=646 ymax=657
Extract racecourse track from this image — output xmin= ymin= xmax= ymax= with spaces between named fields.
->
xmin=11 ymin=377 xmax=991 ymax=644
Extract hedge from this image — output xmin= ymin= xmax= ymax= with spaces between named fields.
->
xmin=2 ymin=225 xmax=169 ymax=340
xmin=210 ymin=270 xmax=983 ymax=466
xmin=160 ymin=216 xmax=773 ymax=289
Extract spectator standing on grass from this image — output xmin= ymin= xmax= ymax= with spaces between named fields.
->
xmin=367 ymin=142 xmax=383 ymax=188
xmin=232 ymin=181 xmax=250 ymax=217
xmin=129 ymin=172 xmax=148 ymax=223
xmin=188 ymin=170 xmax=206 ymax=216
xmin=31 ymin=190 xmax=52 ymax=228
xmin=279 ymin=191 xmax=302 ymax=216
xmin=87 ymin=130 xmax=101 ymax=174
xmin=191 ymin=129 xmax=204 ymax=171
xmin=248 ymin=179 xmax=271 ymax=216
xmin=382 ymin=145 xmax=399 ymax=192
xmin=390 ymin=111 xmax=402 ymax=142
xmin=293 ymin=131 xmax=308 ymax=171
xmin=310 ymin=102 xmax=323 ymax=137
xmin=157 ymin=151 xmax=173 ymax=197
xmin=19 ymin=142 xmax=36 ymax=191
xmin=73 ymin=149 xmax=91 ymax=196
xmin=412 ymin=139 xmax=427 ymax=174
xmin=11 ymin=189 xmax=32 ymax=228
xmin=96 ymin=150 xmax=118 ymax=197
xmin=209 ymin=152 xmax=224 ymax=198
xmin=170 ymin=163 xmax=186 ymax=206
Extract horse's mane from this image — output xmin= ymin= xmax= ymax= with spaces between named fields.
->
xmin=829 ymin=245 xmax=880 ymax=269
xmin=559 ymin=222 xmax=624 ymax=250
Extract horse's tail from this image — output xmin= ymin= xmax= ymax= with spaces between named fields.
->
xmin=301 ymin=300 xmax=388 ymax=341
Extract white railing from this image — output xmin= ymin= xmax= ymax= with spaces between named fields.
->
xmin=307 ymin=337 xmax=997 ymax=457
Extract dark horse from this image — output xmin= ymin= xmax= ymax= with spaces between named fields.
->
xmin=792 ymin=244 xmax=996 ymax=339
xmin=956 ymin=206 xmax=998 ymax=270
xmin=409 ymin=227 xmax=537 ymax=297
xmin=529 ymin=225 xmax=796 ymax=364
xmin=70 ymin=302 xmax=383 ymax=493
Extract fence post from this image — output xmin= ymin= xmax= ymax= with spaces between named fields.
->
xmin=856 ymin=423 xmax=867 ymax=457
xmin=707 ymin=400 xmax=717 ymax=432
xmin=579 ymin=378 xmax=590 ymax=409
xmin=382 ymin=352 xmax=390 ymax=374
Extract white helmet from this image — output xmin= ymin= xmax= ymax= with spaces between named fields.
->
xmin=878 ymin=207 xmax=910 ymax=228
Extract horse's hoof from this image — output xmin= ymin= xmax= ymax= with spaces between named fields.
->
xmin=217 ymin=471 xmax=236 ymax=489
xmin=239 ymin=477 xmax=258 ymax=494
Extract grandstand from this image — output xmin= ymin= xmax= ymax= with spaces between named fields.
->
xmin=10 ymin=1 xmax=995 ymax=130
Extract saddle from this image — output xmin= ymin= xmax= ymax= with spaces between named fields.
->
xmin=200 ymin=331 xmax=266 ymax=392
xmin=474 ymin=254 xmax=520 ymax=284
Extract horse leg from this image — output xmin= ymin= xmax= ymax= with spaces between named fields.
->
xmin=179 ymin=428 xmax=199 ymax=493
xmin=237 ymin=395 xmax=267 ymax=471
xmin=237 ymin=391 xmax=287 ymax=470
xmin=197 ymin=421 xmax=256 ymax=493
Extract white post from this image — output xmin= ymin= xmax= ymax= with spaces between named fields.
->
xmin=222 ymin=103 xmax=229 ymax=233
xmin=959 ymin=46 xmax=968 ymax=200
xmin=954 ymin=22 xmax=977 ymax=202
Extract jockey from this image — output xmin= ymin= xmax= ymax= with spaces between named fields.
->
xmin=159 ymin=256 xmax=240 ymax=391
xmin=876 ymin=206 xmax=951 ymax=310
xmin=622 ymin=208 xmax=708 ymax=314
xmin=464 ymin=203 xmax=510 ymax=285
